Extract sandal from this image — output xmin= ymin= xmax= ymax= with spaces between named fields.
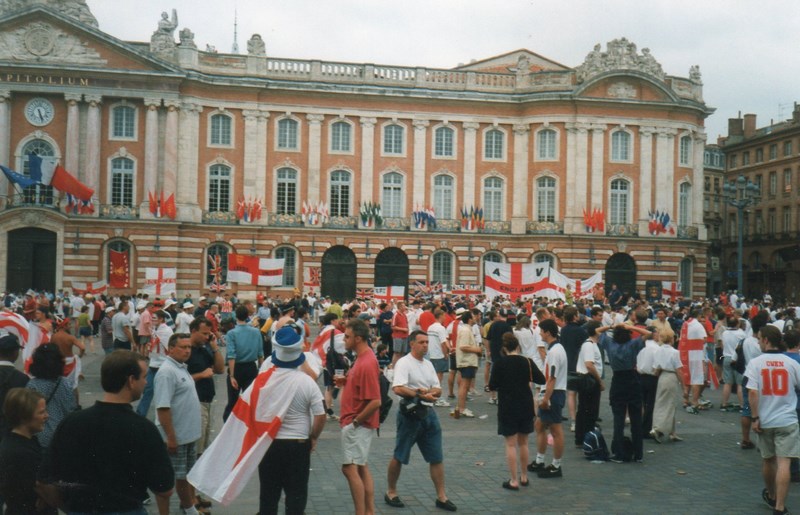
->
xmin=520 ymin=478 xmax=529 ymax=487
xmin=502 ymin=480 xmax=519 ymax=490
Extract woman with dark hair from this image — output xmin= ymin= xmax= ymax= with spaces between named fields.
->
xmin=0 ymin=387 xmax=56 ymax=514
xmin=489 ymin=332 xmax=545 ymax=490
xmin=26 ymin=344 xmax=77 ymax=448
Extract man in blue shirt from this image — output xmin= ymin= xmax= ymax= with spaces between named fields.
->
xmin=223 ymin=305 xmax=264 ymax=421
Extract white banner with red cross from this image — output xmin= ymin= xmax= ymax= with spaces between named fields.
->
xmin=143 ymin=268 xmax=177 ymax=297
xmin=373 ymin=286 xmax=405 ymax=302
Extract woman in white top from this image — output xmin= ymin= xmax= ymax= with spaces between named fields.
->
xmin=513 ymin=316 xmax=538 ymax=361
xmin=651 ymin=330 xmax=684 ymax=442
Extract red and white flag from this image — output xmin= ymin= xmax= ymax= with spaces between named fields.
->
xmin=71 ymin=280 xmax=108 ymax=296
xmin=662 ymin=281 xmax=681 ymax=302
xmin=0 ymin=311 xmax=29 ymax=343
xmin=187 ymin=365 xmax=298 ymax=505
xmin=303 ymin=267 xmax=321 ymax=289
xmin=22 ymin=321 xmax=50 ymax=374
xmin=484 ymin=262 xmax=551 ymax=301
xmin=373 ymin=286 xmax=405 ymax=302
xmin=143 ymin=268 xmax=177 ymax=297
xmin=568 ymin=271 xmax=603 ymax=300
xmin=227 ymin=254 xmax=284 ymax=287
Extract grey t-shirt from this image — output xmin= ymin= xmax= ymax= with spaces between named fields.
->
xmin=154 ymin=356 xmax=201 ymax=445
xmin=111 ymin=312 xmax=131 ymax=342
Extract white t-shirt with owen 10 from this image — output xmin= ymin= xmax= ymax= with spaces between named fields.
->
xmin=745 ymin=352 xmax=800 ymax=429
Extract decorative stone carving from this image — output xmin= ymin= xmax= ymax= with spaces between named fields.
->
xmin=440 ymin=240 xmax=448 ymax=249
xmin=178 ymin=28 xmax=196 ymax=49
xmin=282 ymin=235 xmax=290 ymax=243
xmin=538 ymin=243 xmax=547 ymax=251
xmin=114 ymin=228 xmax=123 ymax=237
xmin=575 ymin=38 xmax=665 ymax=83
xmin=337 ymin=237 xmax=344 ymax=245
xmin=359 ymin=117 xmax=377 ymax=128
xmin=617 ymin=241 xmax=627 ymax=252
xmin=689 ymin=65 xmax=702 ymax=84
xmin=607 ymin=82 xmax=636 ymax=99
xmin=150 ymin=9 xmax=178 ymax=56
xmin=0 ymin=21 xmax=106 ymax=65
xmin=0 ymin=0 xmax=99 ymax=27
xmin=247 ymin=34 xmax=266 ymax=56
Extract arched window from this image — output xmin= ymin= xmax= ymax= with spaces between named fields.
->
xmin=276 ymin=167 xmax=297 ymax=214
xmin=107 ymin=240 xmax=131 ymax=288
xmin=382 ymin=172 xmax=403 ymax=217
xmin=534 ymin=253 xmax=555 ymax=268
xmin=536 ymin=177 xmax=556 ymax=222
xmin=277 ymin=118 xmax=299 ymax=149
xmin=432 ymin=251 xmax=453 ymax=286
xmin=111 ymin=105 xmax=136 ymax=139
xmin=331 ymin=121 xmax=352 ymax=152
xmin=384 ymin=124 xmax=404 ymax=155
xmin=611 ymin=130 xmax=631 ymax=161
xmin=21 ymin=139 xmax=55 ymax=205
xmin=206 ymin=244 xmax=229 ymax=286
xmin=679 ymin=258 xmax=693 ymax=298
xmin=275 ymin=246 xmax=296 ymax=287
xmin=537 ymin=129 xmax=557 ymax=160
xmin=484 ymin=129 xmax=504 ymax=160
xmin=678 ymin=182 xmax=692 ymax=225
xmin=210 ymin=113 xmax=232 ymax=146
xmin=110 ymin=157 xmax=134 ymax=207
xmin=609 ymin=179 xmax=630 ymax=224
xmin=483 ymin=177 xmax=503 ymax=221
xmin=434 ymin=126 xmax=454 ymax=157
xmin=433 ymin=174 xmax=454 ymax=219
xmin=329 ymin=170 xmax=351 ymax=217
xmin=208 ymin=164 xmax=231 ymax=212
xmin=679 ymin=135 xmax=692 ymax=166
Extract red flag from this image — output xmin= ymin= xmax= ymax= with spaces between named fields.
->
xmin=52 ymin=165 xmax=93 ymax=201
xmin=164 ymin=193 xmax=177 ymax=220
xmin=149 ymin=190 xmax=157 ymax=216
xmin=236 ymin=198 xmax=246 ymax=220
xmin=109 ymin=249 xmax=130 ymax=288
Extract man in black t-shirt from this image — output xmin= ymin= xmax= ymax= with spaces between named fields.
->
xmin=560 ymin=306 xmax=588 ymax=432
xmin=186 ymin=318 xmax=224 ymax=456
xmin=38 ymin=351 xmax=174 ymax=514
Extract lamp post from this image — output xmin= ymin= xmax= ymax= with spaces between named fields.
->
xmin=723 ymin=175 xmax=760 ymax=294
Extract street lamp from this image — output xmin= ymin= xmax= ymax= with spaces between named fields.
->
xmin=723 ymin=175 xmax=760 ymax=294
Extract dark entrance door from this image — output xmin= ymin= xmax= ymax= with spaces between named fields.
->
xmin=321 ymin=245 xmax=356 ymax=301
xmin=605 ymin=253 xmax=637 ymax=299
xmin=374 ymin=247 xmax=409 ymax=299
xmin=7 ymin=228 xmax=57 ymax=293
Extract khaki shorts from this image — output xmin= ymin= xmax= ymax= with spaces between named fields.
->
xmin=342 ymin=424 xmax=374 ymax=466
xmin=758 ymin=422 xmax=800 ymax=459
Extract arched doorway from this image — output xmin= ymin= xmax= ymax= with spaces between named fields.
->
xmin=321 ymin=245 xmax=357 ymax=301
xmin=605 ymin=253 xmax=636 ymax=298
xmin=374 ymin=247 xmax=409 ymax=299
xmin=7 ymin=228 xmax=57 ymax=293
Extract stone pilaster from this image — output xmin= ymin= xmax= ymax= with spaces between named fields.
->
xmin=564 ymin=122 xmax=589 ymax=233
xmin=141 ymin=98 xmax=161 ymax=212
xmin=162 ymin=101 xmax=179 ymax=197
xmin=243 ymin=110 xmax=260 ymax=193
xmin=306 ymin=114 xmax=324 ymax=204
xmin=412 ymin=120 xmax=429 ymax=207
xmin=693 ymin=131 xmax=708 ymax=239
xmin=177 ymin=102 xmax=203 ymax=221
xmin=64 ymin=93 xmax=81 ymax=176
xmin=256 ymin=111 xmax=270 ymax=203
xmin=655 ymin=128 xmax=677 ymax=216
xmin=590 ymin=124 xmax=606 ymax=210
xmin=84 ymin=94 xmax=102 ymax=198
xmin=0 ymin=90 xmax=11 ymax=196
xmin=637 ymin=126 xmax=656 ymax=233
xmin=462 ymin=122 xmax=480 ymax=209
xmin=511 ymin=123 xmax=529 ymax=234
xmin=359 ymin=117 xmax=377 ymax=204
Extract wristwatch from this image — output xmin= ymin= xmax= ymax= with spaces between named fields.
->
xmin=353 ymin=419 xmax=361 ymax=428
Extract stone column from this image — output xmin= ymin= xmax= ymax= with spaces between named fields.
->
xmin=655 ymin=129 xmax=677 ymax=216
xmin=693 ymin=132 xmax=708 ymax=239
xmin=141 ymin=98 xmax=161 ymax=212
xmin=64 ymin=93 xmax=81 ymax=175
xmin=359 ymin=117 xmax=377 ymax=204
xmin=564 ymin=122 xmax=589 ymax=233
xmin=243 ymin=110 xmax=260 ymax=193
xmin=638 ymin=126 xmax=656 ymax=233
xmin=590 ymin=124 xmax=606 ymax=210
xmin=256 ymin=111 xmax=270 ymax=203
xmin=462 ymin=122 xmax=480 ymax=209
xmin=0 ymin=90 xmax=11 ymax=196
xmin=412 ymin=120 xmax=429 ymax=208
xmin=162 ymin=100 xmax=179 ymax=197
xmin=177 ymin=102 xmax=202 ymax=221
xmin=84 ymin=95 xmax=102 ymax=197
xmin=511 ymin=123 xmax=529 ymax=234
xmin=306 ymin=114 xmax=324 ymax=205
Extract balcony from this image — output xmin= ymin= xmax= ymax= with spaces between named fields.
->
xmin=99 ymin=204 xmax=139 ymax=220
xmin=202 ymin=210 xmax=238 ymax=225
xmin=269 ymin=213 xmax=304 ymax=227
xmin=526 ymin=221 xmax=564 ymax=234
xmin=2 ymin=192 xmax=59 ymax=211
xmin=606 ymin=224 xmax=640 ymax=236
xmin=324 ymin=216 xmax=358 ymax=229
xmin=676 ymin=225 xmax=699 ymax=240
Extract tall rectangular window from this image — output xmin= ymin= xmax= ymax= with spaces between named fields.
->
xmin=784 ymin=207 xmax=792 ymax=233
xmin=384 ymin=124 xmax=404 ymax=154
xmin=609 ymin=179 xmax=629 ymax=224
xmin=536 ymin=177 xmax=556 ymax=222
xmin=611 ymin=131 xmax=631 ymax=161
xmin=110 ymin=157 xmax=134 ymax=207
xmin=208 ymin=165 xmax=231 ymax=212
xmin=329 ymin=170 xmax=350 ymax=217
xmin=210 ymin=114 xmax=232 ymax=146
xmin=381 ymin=172 xmax=403 ymax=218
xmin=537 ymin=129 xmax=557 ymax=160
xmin=331 ymin=121 xmax=351 ymax=152
xmin=769 ymin=172 xmax=777 ymax=196
xmin=679 ymin=135 xmax=692 ymax=166
xmin=276 ymin=167 xmax=297 ymax=214
xmin=112 ymin=106 xmax=136 ymax=139
xmin=434 ymin=127 xmax=454 ymax=157
xmin=770 ymin=144 xmax=778 ymax=160
xmin=785 ymin=141 xmax=794 ymax=156
xmin=433 ymin=175 xmax=454 ymax=219
xmin=483 ymin=177 xmax=503 ymax=221
xmin=484 ymin=129 xmax=504 ymax=160
xmin=277 ymin=118 xmax=299 ymax=149
xmin=785 ymin=169 xmax=792 ymax=193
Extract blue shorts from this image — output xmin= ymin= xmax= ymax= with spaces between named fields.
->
xmin=79 ymin=326 xmax=92 ymax=337
xmin=431 ymin=358 xmax=449 ymax=374
xmin=393 ymin=408 xmax=443 ymax=465
xmin=458 ymin=366 xmax=477 ymax=380
xmin=741 ymin=376 xmax=752 ymax=418
xmin=538 ymin=390 xmax=566 ymax=425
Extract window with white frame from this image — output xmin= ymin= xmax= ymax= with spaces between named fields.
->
xmin=274 ymin=246 xmax=296 ymax=287
xmin=484 ymin=129 xmax=504 ymax=160
xmin=679 ymin=135 xmax=692 ymax=166
xmin=483 ymin=177 xmax=503 ymax=221
xmin=329 ymin=170 xmax=351 ymax=217
xmin=609 ymin=179 xmax=629 ymax=224
xmin=112 ymin=105 xmax=136 ymax=139
xmin=434 ymin=126 xmax=454 ymax=157
xmin=769 ymin=172 xmax=777 ymax=196
xmin=382 ymin=172 xmax=403 ymax=217
xmin=110 ymin=157 xmax=134 ymax=207
xmin=679 ymin=258 xmax=692 ymax=297
xmin=208 ymin=164 xmax=231 ymax=212
xmin=770 ymin=144 xmax=778 ymax=160
xmin=611 ymin=130 xmax=631 ymax=161
xmin=277 ymin=118 xmax=299 ymax=150
xmin=433 ymin=174 xmax=454 ymax=219
xmin=536 ymin=176 xmax=556 ymax=222
xmin=537 ymin=129 xmax=557 ymax=160
xmin=383 ymin=124 xmax=404 ymax=155
xmin=678 ymin=182 xmax=691 ymax=225
xmin=210 ymin=113 xmax=232 ymax=146
xmin=331 ymin=121 xmax=352 ymax=152
xmin=20 ymin=139 xmax=55 ymax=205
xmin=784 ymin=207 xmax=792 ymax=232
xmin=276 ymin=167 xmax=297 ymax=215
xmin=432 ymin=251 xmax=453 ymax=286
xmin=534 ymin=253 xmax=555 ymax=268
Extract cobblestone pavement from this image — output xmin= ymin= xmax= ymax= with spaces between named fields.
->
xmin=71 ymin=348 xmax=799 ymax=515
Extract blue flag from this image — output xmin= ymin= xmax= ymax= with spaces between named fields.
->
xmin=0 ymin=165 xmax=36 ymax=188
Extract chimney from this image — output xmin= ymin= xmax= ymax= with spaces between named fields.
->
xmin=743 ymin=114 xmax=757 ymax=138
xmin=794 ymin=102 xmax=800 ymax=123
xmin=728 ymin=117 xmax=743 ymax=137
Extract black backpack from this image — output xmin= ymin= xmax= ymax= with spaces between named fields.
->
xmin=733 ymin=337 xmax=746 ymax=375
xmin=583 ymin=428 xmax=609 ymax=461
xmin=377 ymin=371 xmax=393 ymax=436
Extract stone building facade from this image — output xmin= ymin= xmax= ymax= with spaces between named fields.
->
xmin=0 ymin=2 xmax=711 ymax=300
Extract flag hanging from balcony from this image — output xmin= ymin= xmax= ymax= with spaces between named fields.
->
xmin=28 ymin=154 xmax=94 ymax=201
xmin=144 ymin=268 xmax=177 ymax=297
xmin=0 ymin=165 xmax=37 ymax=188
xmin=109 ymin=249 xmax=130 ymax=288
xmin=227 ymin=253 xmax=285 ymax=286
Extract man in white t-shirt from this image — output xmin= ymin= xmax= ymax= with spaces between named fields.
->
xmin=746 ymin=325 xmax=800 ymax=514
xmin=384 ymin=330 xmax=456 ymax=512
xmin=679 ymin=310 xmax=708 ymax=414
xmin=528 ymin=319 xmax=567 ymax=479
xmin=425 ymin=309 xmax=450 ymax=408
xmin=720 ymin=317 xmax=746 ymax=410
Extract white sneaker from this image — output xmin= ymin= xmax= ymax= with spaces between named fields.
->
xmin=569 ymin=421 xmax=576 ymax=432
xmin=435 ymin=399 xmax=451 ymax=407
xmin=461 ymin=408 xmax=475 ymax=418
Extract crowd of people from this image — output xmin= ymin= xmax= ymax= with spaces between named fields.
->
xmin=0 ymin=285 xmax=799 ymax=514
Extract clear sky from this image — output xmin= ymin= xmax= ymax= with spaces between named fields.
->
xmin=90 ymin=0 xmax=799 ymax=142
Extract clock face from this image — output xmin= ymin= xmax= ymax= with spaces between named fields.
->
xmin=24 ymin=98 xmax=55 ymax=127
